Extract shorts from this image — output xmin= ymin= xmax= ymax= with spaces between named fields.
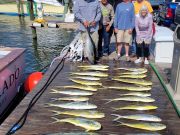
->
xmin=116 ymin=30 xmax=132 ymax=44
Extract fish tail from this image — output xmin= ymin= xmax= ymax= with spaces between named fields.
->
xmin=50 ymin=89 xmax=59 ymax=93
xmin=51 ymin=110 xmax=62 ymax=116
xmin=111 ymin=114 xmax=123 ymax=121
xmin=102 ymin=99 xmax=113 ymax=104
xmin=44 ymin=103 xmax=54 ymax=108
xmin=50 ymin=98 xmax=58 ymax=102
xmin=51 ymin=117 xmax=61 ymax=124
xmin=112 ymin=107 xmax=120 ymax=111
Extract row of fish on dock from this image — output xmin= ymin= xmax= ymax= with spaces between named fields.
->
xmin=106 ymin=67 xmax=166 ymax=134
xmin=46 ymin=65 xmax=109 ymax=133
xmin=45 ymin=65 xmax=166 ymax=134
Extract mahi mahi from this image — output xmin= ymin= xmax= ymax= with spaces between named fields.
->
xmin=112 ymin=105 xmax=158 ymax=111
xmin=112 ymin=78 xmax=152 ymax=86
xmin=117 ymin=121 xmax=166 ymax=131
xmin=119 ymin=92 xmax=151 ymax=97
xmin=111 ymin=114 xmax=162 ymax=122
xmin=117 ymin=74 xmax=147 ymax=79
xmin=51 ymin=110 xmax=105 ymax=119
xmin=56 ymin=85 xmax=98 ymax=91
xmin=107 ymin=86 xmax=151 ymax=91
xmin=104 ymin=96 xmax=155 ymax=104
xmin=119 ymin=70 xmax=147 ymax=75
xmin=50 ymin=96 xmax=89 ymax=102
xmin=70 ymin=72 xmax=108 ymax=77
xmin=70 ymin=76 xmax=101 ymax=81
xmin=70 ymin=79 xmax=102 ymax=86
xmin=81 ymin=67 xmax=108 ymax=71
xmin=50 ymin=89 xmax=93 ymax=96
xmin=78 ymin=65 xmax=109 ymax=69
xmin=46 ymin=132 xmax=100 ymax=135
xmin=115 ymin=68 xmax=147 ymax=72
xmin=46 ymin=102 xmax=97 ymax=110
xmin=52 ymin=117 xmax=101 ymax=131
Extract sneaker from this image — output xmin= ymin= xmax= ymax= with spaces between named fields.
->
xmin=135 ymin=58 xmax=142 ymax=64
xmin=103 ymin=53 xmax=108 ymax=56
xmin=144 ymin=59 xmax=149 ymax=65
xmin=114 ymin=55 xmax=121 ymax=61
xmin=126 ymin=56 xmax=131 ymax=62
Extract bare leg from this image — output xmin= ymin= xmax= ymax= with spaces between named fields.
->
xmin=117 ymin=42 xmax=123 ymax=56
xmin=125 ymin=43 xmax=129 ymax=56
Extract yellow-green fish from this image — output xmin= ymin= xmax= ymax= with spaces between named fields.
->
xmin=46 ymin=102 xmax=97 ymax=110
xmin=120 ymin=70 xmax=147 ymax=75
xmin=108 ymin=86 xmax=151 ymax=91
xmin=56 ymin=85 xmax=98 ymax=91
xmin=70 ymin=76 xmax=101 ymax=81
xmin=116 ymin=68 xmax=147 ymax=72
xmin=117 ymin=74 xmax=147 ymax=79
xmin=51 ymin=117 xmax=101 ymax=131
xmin=112 ymin=105 xmax=158 ymax=111
xmin=46 ymin=132 xmax=100 ymax=135
xmin=50 ymin=89 xmax=93 ymax=96
xmin=126 ymin=133 xmax=161 ymax=135
xmin=81 ymin=67 xmax=108 ymax=71
xmin=51 ymin=96 xmax=89 ymax=102
xmin=70 ymin=72 xmax=108 ymax=77
xmin=112 ymin=78 xmax=152 ymax=86
xmin=78 ymin=65 xmax=109 ymax=69
xmin=51 ymin=110 xmax=105 ymax=119
xmin=70 ymin=79 xmax=102 ymax=86
xmin=117 ymin=121 xmax=166 ymax=131
xmin=119 ymin=92 xmax=151 ymax=97
xmin=104 ymin=96 xmax=155 ymax=104
xmin=111 ymin=114 xmax=162 ymax=122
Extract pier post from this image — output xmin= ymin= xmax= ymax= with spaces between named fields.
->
xmin=27 ymin=0 xmax=35 ymax=21
xmin=31 ymin=26 xmax=37 ymax=39
xmin=20 ymin=0 xmax=24 ymax=16
xmin=16 ymin=0 xmax=21 ymax=16
xmin=63 ymin=0 xmax=69 ymax=21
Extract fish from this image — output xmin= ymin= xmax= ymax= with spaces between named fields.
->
xmin=104 ymin=96 xmax=155 ymax=104
xmin=119 ymin=92 xmax=151 ymax=97
xmin=119 ymin=70 xmax=147 ymax=75
xmin=70 ymin=72 xmax=108 ymax=77
xmin=117 ymin=74 xmax=147 ymax=79
xmin=70 ymin=76 xmax=101 ymax=81
xmin=78 ymin=65 xmax=109 ymax=69
xmin=115 ymin=68 xmax=147 ymax=72
xmin=81 ymin=67 xmax=108 ymax=71
xmin=107 ymin=86 xmax=151 ymax=91
xmin=112 ymin=78 xmax=153 ymax=86
xmin=46 ymin=102 xmax=97 ymax=110
xmin=56 ymin=85 xmax=98 ymax=91
xmin=50 ymin=96 xmax=89 ymax=102
xmin=51 ymin=117 xmax=101 ymax=131
xmin=116 ymin=121 xmax=166 ymax=131
xmin=112 ymin=105 xmax=158 ymax=111
xmin=44 ymin=132 xmax=100 ymax=135
xmin=70 ymin=79 xmax=102 ymax=86
xmin=111 ymin=114 xmax=162 ymax=122
xmin=84 ymin=28 xmax=96 ymax=64
xmin=126 ymin=133 xmax=161 ymax=135
xmin=51 ymin=110 xmax=105 ymax=119
xmin=50 ymin=89 xmax=93 ymax=96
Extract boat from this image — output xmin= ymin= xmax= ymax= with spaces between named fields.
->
xmin=0 ymin=47 xmax=25 ymax=116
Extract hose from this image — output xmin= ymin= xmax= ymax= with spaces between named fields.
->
xmin=150 ymin=62 xmax=180 ymax=117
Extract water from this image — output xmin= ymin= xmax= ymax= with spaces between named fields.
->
xmin=0 ymin=15 xmax=76 ymax=74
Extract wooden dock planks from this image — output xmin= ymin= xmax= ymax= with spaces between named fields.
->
xmin=0 ymin=61 xmax=180 ymax=135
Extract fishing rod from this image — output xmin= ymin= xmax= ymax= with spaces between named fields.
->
xmin=6 ymin=47 xmax=70 ymax=135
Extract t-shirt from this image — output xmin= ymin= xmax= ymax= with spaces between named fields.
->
xmin=133 ymin=0 xmax=153 ymax=15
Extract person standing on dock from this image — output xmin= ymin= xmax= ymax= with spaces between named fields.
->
xmin=131 ymin=0 xmax=153 ymax=58
xmin=134 ymin=5 xmax=153 ymax=64
xmin=98 ymin=0 xmax=114 ymax=56
xmin=114 ymin=0 xmax=135 ymax=61
xmin=73 ymin=0 xmax=101 ymax=60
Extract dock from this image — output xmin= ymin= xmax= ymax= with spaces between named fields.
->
xmin=0 ymin=60 xmax=180 ymax=135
